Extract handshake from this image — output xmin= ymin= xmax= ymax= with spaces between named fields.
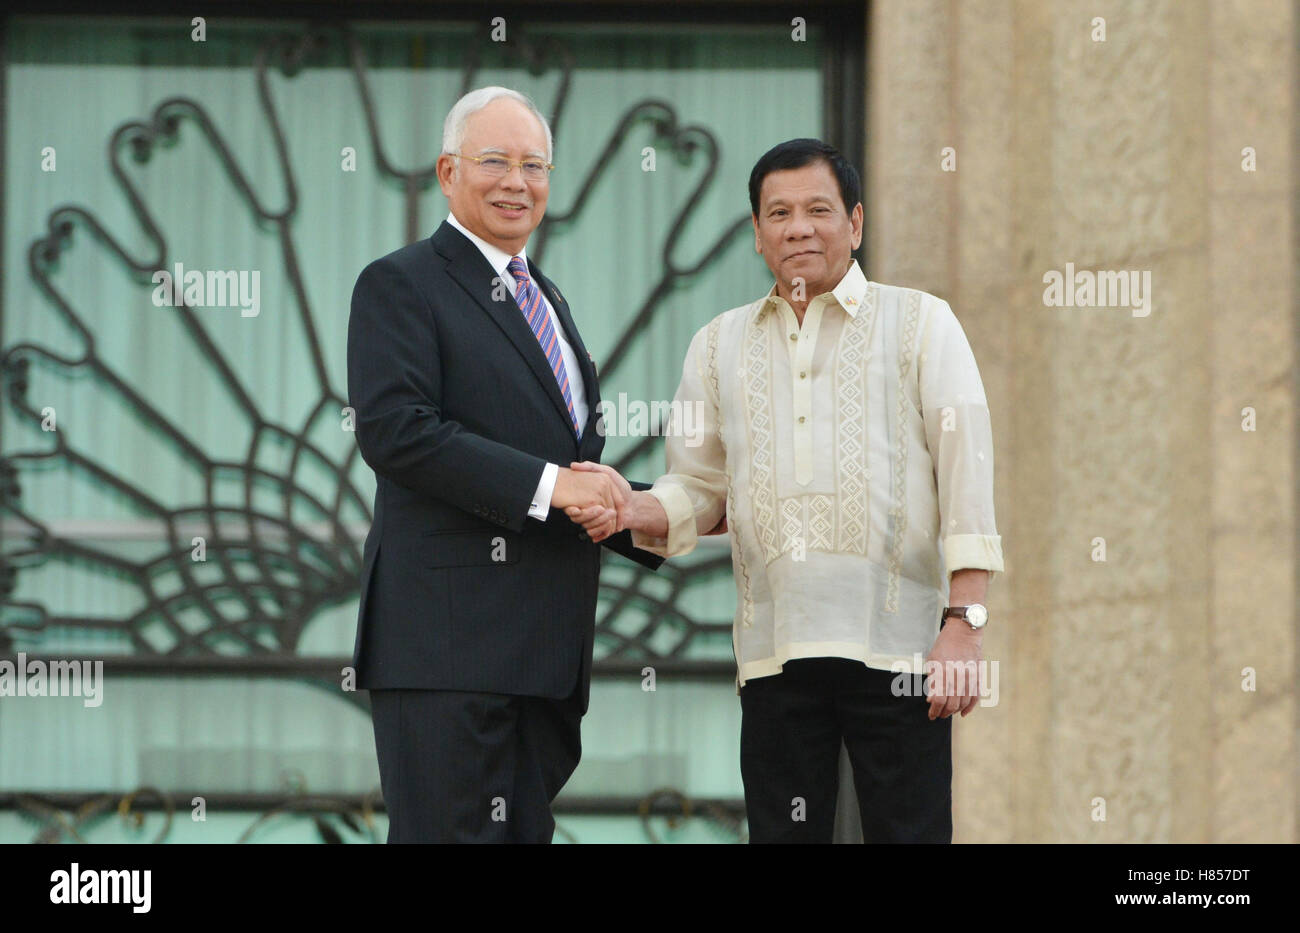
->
xmin=551 ymin=461 xmax=666 ymax=544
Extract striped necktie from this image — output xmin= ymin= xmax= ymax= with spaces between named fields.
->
xmin=507 ymin=256 xmax=580 ymax=436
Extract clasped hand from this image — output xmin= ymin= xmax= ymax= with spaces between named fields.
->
xmin=554 ymin=461 xmax=632 ymax=542
xmin=559 ymin=462 xmax=719 ymax=543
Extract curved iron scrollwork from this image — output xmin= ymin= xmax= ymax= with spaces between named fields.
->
xmin=637 ymin=787 xmax=749 ymax=845
xmin=0 ymin=21 xmax=746 ymax=680
xmin=13 ymin=786 xmax=176 ymax=845
xmin=4 ymin=783 xmax=746 ymax=844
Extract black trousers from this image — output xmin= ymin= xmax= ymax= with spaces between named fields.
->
xmin=368 ymin=686 xmax=583 ymax=843
xmin=739 ymin=657 xmax=952 ymax=844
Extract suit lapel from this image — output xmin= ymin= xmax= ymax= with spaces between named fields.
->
xmin=433 ymin=222 xmax=578 ymax=438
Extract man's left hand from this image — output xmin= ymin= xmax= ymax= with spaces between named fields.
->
xmin=923 ymin=622 xmax=984 ymax=720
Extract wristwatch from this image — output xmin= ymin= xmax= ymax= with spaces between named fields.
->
xmin=942 ymin=603 xmax=988 ymax=631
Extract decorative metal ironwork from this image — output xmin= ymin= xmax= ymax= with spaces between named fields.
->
xmin=11 ymin=786 xmax=176 ymax=845
xmin=1 ymin=784 xmax=746 ymax=844
xmin=637 ymin=787 xmax=749 ymax=844
xmin=0 ymin=21 xmax=750 ymax=678
xmin=0 ymin=17 xmax=860 ymax=837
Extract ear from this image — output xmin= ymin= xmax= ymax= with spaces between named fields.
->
xmin=752 ymin=213 xmax=762 ymax=253
xmin=849 ymin=202 xmax=864 ymax=251
xmin=436 ymin=153 xmax=456 ymax=196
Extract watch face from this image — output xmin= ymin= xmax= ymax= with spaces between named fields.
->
xmin=966 ymin=604 xmax=988 ymax=628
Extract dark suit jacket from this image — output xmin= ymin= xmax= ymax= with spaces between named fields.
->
xmin=346 ymin=221 xmax=662 ymax=713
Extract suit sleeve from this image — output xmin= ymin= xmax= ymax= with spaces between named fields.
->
xmin=347 ymin=257 xmax=545 ymax=532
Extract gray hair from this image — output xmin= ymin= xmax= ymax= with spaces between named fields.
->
xmin=441 ymin=86 xmax=553 ymax=165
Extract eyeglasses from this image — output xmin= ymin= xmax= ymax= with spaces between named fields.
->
xmin=449 ymin=153 xmax=554 ymax=181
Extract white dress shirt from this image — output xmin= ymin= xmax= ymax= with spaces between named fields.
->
xmin=445 ymin=212 xmax=587 ymax=521
xmin=631 ymin=260 xmax=1004 ymax=684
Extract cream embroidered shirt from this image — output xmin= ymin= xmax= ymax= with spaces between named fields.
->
xmin=631 ymin=260 xmax=1004 ymax=685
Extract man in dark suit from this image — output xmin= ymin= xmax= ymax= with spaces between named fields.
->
xmin=346 ymin=86 xmax=662 ymax=843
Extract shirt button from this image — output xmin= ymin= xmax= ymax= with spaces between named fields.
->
xmin=789 ymin=333 xmax=797 ymax=341
xmin=798 ymin=416 xmax=806 ymax=424
xmin=799 ymin=371 xmax=807 ymax=379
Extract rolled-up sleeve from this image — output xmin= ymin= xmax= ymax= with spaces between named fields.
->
xmin=918 ymin=297 xmax=1005 ymax=580
xmin=631 ymin=324 xmax=728 ymax=558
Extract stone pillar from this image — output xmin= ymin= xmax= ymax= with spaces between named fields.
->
xmin=866 ymin=0 xmax=1296 ymax=842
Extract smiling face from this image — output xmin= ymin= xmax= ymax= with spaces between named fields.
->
xmin=753 ymin=160 xmax=863 ymax=302
xmin=436 ymin=97 xmax=550 ymax=255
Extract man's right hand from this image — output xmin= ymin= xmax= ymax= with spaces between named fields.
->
xmin=551 ymin=467 xmax=624 ymax=531
xmin=566 ymin=490 xmax=670 ymax=543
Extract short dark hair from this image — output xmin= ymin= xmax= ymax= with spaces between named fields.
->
xmin=748 ymin=138 xmax=861 ymax=218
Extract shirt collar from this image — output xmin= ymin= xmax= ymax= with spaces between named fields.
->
xmin=755 ymin=259 xmax=869 ymax=321
xmin=446 ymin=211 xmax=528 ymax=281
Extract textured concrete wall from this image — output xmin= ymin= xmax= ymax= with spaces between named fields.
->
xmin=867 ymin=0 xmax=1296 ymax=842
